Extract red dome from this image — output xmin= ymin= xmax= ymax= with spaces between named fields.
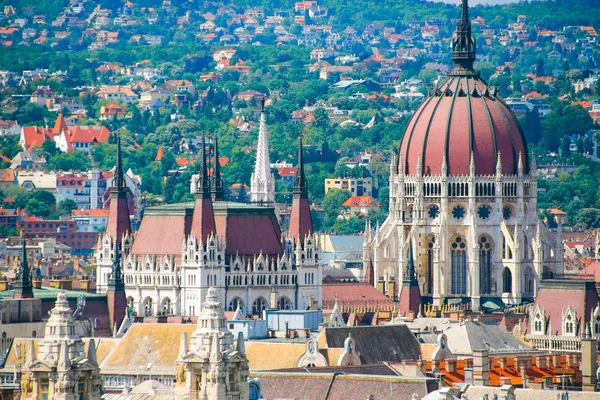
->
xmin=399 ymin=0 xmax=528 ymax=176
xmin=399 ymin=74 xmax=528 ymax=176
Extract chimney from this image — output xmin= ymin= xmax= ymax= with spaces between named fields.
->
xmin=446 ymin=359 xmax=457 ymax=373
xmin=581 ymin=322 xmax=598 ymax=391
xmin=546 ymin=355 xmax=553 ymax=368
xmin=432 ymin=359 xmax=440 ymax=373
xmin=552 ymin=354 xmax=561 ymax=368
xmin=473 ymin=349 xmax=489 ymax=386
xmin=520 ymin=364 xmax=527 ymax=388
xmin=499 ymin=357 xmax=507 ymax=369
xmin=536 ymin=356 xmax=546 ymax=369
xmin=416 ymin=359 xmax=427 ymax=374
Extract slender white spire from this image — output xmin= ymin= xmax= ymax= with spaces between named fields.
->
xmin=250 ymin=102 xmax=275 ymax=205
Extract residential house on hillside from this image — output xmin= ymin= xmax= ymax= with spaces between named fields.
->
xmin=96 ymin=85 xmax=139 ymax=104
xmin=20 ymin=114 xmax=110 ymax=152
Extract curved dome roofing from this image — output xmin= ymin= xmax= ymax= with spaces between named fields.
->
xmin=399 ymin=0 xmax=528 ymax=176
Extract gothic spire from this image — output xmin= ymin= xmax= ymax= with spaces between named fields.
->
xmin=14 ymin=240 xmax=33 ymax=299
xmin=250 ymin=99 xmax=275 ymax=205
xmin=106 ymin=133 xmax=131 ymax=241
xmin=108 ymin=239 xmax=124 ymax=291
xmin=191 ymin=137 xmax=217 ymax=243
xmin=211 ymin=134 xmax=225 ymax=201
xmin=451 ymin=0 xmax=476 ymax=74
xmin=404 ymin=240 xmax=417 ymax=282
xmin=114 ymin=133 xmax=126 ymax=190
xmin=289 ymin=134 xmax=312 ymax=241
xmin=293 ymin=134 xmax=308 ymax=199
xmin=196 ymin=137 xmax=211 ymax=199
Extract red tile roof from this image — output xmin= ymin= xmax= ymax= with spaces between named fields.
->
xmin=322 ymin=283 xmax=395 ymax=309
xmin=72 ymin=209 xmax=110 ymax=217
xmin=277 ymin=167 xmax=298 ymax=177
xmin=343 ymin=196 xmax=380 ymax=208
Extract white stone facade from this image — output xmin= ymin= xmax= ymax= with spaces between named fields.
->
xmin=96 ymin=232 xmax=322 ymax=318
xmin=364 ymin=152 xmax=562 ymax=310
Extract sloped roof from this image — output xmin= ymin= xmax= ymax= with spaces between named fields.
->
xmin=534 ymin=279 xmax=598 ymax=335
xmin=100 ymin=323 xmax=196 ymax=375
xmin=443 ymin=320 xmax=529 ymax=355
xmin=131 ymin=202 xmax=283 ymax=259
xmin=323 ymin=325 xmax=421 ymax=364
xmin=322 ymin=283 xmax=394 ymax=309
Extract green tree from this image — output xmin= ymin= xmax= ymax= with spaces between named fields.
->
xmin=322 ymin=189 xmax=351 ymax=229
xmin=58 ymin=199 xmax=77 ymax=215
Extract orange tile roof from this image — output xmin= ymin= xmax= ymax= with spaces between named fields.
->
xmin=549 ymin=208 xmax=567 ymax=215
xmin=343 ymin=196 xmax=380 ymax=208
xmin=72 ymin=209 xmax=110 ymax=217
xmin=155 ymin=146 xmax=164 ymax=161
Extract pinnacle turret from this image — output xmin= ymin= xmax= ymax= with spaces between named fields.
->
xmin=212 ymin=134 xmax=225 ymax=201
xmin=451 ymin=0 xmax=477 ymax=74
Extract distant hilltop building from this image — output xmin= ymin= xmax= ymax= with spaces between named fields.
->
xmin=363 ymin=0 xmax=561 ymax=311
xmin=20 ymin=114 xmax=110 ymax=153
xmin=97 ymin=130 xmax=322 ymax=322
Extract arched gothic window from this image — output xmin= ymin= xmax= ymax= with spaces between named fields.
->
xmin=479 ymin=236 xmax=492 ymax=295
xmin=252 ymin=297 xmax=267 ymax=315
xmin=502 ymin=267 xmax=512 ymax=294
xmin=524 ymin=267 xmax=534 ymax=296
xmin=451 ymin=236 xmax=467 ymax=295
xmin=427 ymin=237 xmax=435 ymax=295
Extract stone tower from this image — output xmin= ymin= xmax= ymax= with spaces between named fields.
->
xmin=175 ymin=286 xmax=249 ymax=400
xmin=250 ymin=101 xmax=275 ymax=205
xmin=20 ymin=292 xmax=102 ymax=400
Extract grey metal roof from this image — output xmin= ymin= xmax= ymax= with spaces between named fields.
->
xmin=327 ymin=235 xmax=364 ymax=251
xmin=325 ymin=325 xmax=421 ymax=364
xmin=444 ymin=321 xmax=529 ymax=355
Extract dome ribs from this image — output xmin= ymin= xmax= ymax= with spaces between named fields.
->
xmin=465 ymin=77 xmax=475 ymax=171
xmin=402 ymin=93 xmax=437 ymax=175
xmin=477 ymin=84 xmax=498 ymax=174
xmin=420 ymin=80 xmax=452 ymax=176
xmin=444 ymin=78 xmax=462 ymax=175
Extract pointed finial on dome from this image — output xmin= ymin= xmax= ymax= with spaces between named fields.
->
xmin=495 ymin=152 xmax=503 ymax=176
xmin=518 ymin=151 xmax=524 ymax=177
xmin=469 ymin=151 xmax=475 ymax=176
xmin=451 ymin=0 xmax=476 ymax=74
xmin=441 ymin=152 xmax=448 ymax=177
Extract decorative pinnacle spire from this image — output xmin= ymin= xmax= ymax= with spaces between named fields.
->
xmin=469 ymin=151 xmax=475 ymax=176
xmin=451 ymin=0 xmax=476 ymax=73
xmin=196 ymin=137 xmax=211 ymax=198
xmin=495 ymin=152 xmax=503 ymax=176
xmin=405 ymin=241 xmax=416 ymax=281
xmin=15 ymin=240 xmax=33 ymax=298
xmin=293 ymin=134 xmax=308 ymax=198
xmin=115 ymin=133 xmax=125 ymax=190
xmin=211 ymin=134 xmax=225 ymax=201
xmin=108 ymin=239 xmax=124 ymax=290
xmin=517 ymin=151 xmax=524 ymax=177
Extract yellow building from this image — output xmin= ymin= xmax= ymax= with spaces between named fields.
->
xmin=325 ymin=177 xmax=373 ymax=196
